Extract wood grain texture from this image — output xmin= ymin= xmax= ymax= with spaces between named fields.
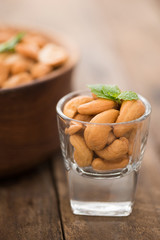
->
xmin=53 ymin=154 xmax=160 ymax=240
xmin=0 ymin=162 xmax=63 ymax=240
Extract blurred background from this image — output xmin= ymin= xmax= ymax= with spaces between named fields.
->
xmin=0 ymin=0 xmax=159 ymax=156
xmin=0 ymin=0 xmax=160 ymax=92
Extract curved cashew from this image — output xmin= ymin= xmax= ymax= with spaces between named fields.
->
xmin=2 ymin=72 xmax=32 ymax=88
xmin=92 ymin=157 xmax=129 ymax=171
xmin=23 ymin=34 xmax=47 ymax=48
xmin=63 ymin=96 xmax=93 ymax=118
xmin=84 ymin=109 xmax=119 ymax=151
xmin=74 ymin=113 xmax=93 ymax=122
xmin=95 ymin=137 xmax=129 ymax=161
xmin=31 ymin=63 xmax=52 ymax=78
xmin=106 ymin=131 xmax=116 ymax=145
xmin=16 ymin=43 xmax=39 ymax=60
xmin=114 ymin=100 xmax=145 ymax=137
xmin=0 ymin=62 xmax=9 ymax=86
xmin=78 ymin=99 xmax=117 ymax=115
xmin=70 ymin=134 xmax=93 ymax=167
xmin=38 ymin=43 xmax=68 ymax=66
xmin=65 ymin=121 xmax=83 ymax=135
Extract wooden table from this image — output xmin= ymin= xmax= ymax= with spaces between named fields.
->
xmin=0 ymin=0 xmax=160 ymax=239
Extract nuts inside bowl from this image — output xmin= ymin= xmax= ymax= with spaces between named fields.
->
xmin=0 ymin=27 xmax=78 ymax=177
xmin=0 ymin=27 xmax=69 ymax=89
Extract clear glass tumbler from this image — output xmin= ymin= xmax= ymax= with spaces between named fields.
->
xmin=56 ymin=90 xmax=151 ymax=216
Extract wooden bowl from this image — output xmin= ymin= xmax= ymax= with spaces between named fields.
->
xmin=0 ymin=29 xmax=78 ymax=177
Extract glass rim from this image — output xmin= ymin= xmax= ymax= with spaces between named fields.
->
xmin=56 ymin=89 xmax=152 ymax=126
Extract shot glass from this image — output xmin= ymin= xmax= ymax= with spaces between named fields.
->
xmin=56 ymin=90 xmax=151 ymax=216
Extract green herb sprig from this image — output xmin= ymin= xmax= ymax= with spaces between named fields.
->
xmin=88 ymin=84 xmax=138 ymax=102
xmin=0 ymin=32 xmax=25 ymax=53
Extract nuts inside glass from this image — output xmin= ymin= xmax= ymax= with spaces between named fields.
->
xmin=56 ymin=90 xmax=151 ymax=216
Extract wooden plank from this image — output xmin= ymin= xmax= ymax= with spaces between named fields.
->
xmin=0 ymin=162 xmax=63 ymax=240
xmin=53 ymin=153 xmax=160 ymax=240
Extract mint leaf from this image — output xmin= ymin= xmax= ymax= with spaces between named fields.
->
xmin=118 ymin=91 xmax=138 ymax=100
xmin=0 ymin=32 xmax=25 ymax=53
xmin=88 ymin=84 xmax=138 ymax=102
xmin=88 ymin=84 xmax=121 ymax=100
xmin=87 ymin=84 xmax=106 ymax=99
xmin=102 ymin=85 xmax=121 ymax=100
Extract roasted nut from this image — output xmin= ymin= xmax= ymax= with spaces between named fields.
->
xmin=65 ymin=121 xmax=83 ymax=135
xmin=132 ymin=136 xmax=141 ymax=161
xmin=31 ymin=63 xmax=52 ymax=78
xmin=106 ymin=131 xmax=116 ymax=145
xmin=127 ymin=128 xmax=141 ymax=160
xmin=114 ymin=100 xmax=145 ymax=137
xmin=23 ymin=34 xmax=47 ymax=48
xmin=5 ymin=53 xmax=21 ymax=66
xmin=5 ymin=53 xmax=33 ymax=74
xmin=16 ymin=43 xmax=39 ymax=60
xmin=63 ymin=96 xmax=93 ymax=118
xmin=38 ymin=43 xmax=68 ymax=66
xmin=95 ymin=137 xmax=129 ymax=161
xmin=92 ymin=157 xmax=129 ymax=171
xmin=92 ymin=93 xmax=98 ymax=99
xmin=70 ymin=134 xmax=93 ymax=167
xmin=125 ymin=129 xmax=137 ymax=156
xmin=65 ymin=113 xmax=93 ymax=136
xmin=0 ymin=53 xmax=10 ymax=61
xmin=2 ymin=72 xmax=32 ymax=88
xmin=0 ymin=62 xmax=9 ymax=86
xmin=117 ymin=100 xmax=145 ymax=122
xmin=84 ymin=109 xmax=119 ymax=151
xmin=12 ymin=60 xmax=31 ymax=75
xmin=78 ymin=99 xmax=117 ymax=115
xmin=74 ymin=113 xmax=93 ymax=122
xmin=0 ymin=29 xmax=69 ymax=89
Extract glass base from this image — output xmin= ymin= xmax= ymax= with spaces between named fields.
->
xmin=68 ymin=162 xmax=138 ymax=217
xmin=71 ymin=200 xmax=133 ymax=216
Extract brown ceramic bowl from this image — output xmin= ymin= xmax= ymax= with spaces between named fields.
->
xmin=0 ymin=28 xmax=78 ymax=177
